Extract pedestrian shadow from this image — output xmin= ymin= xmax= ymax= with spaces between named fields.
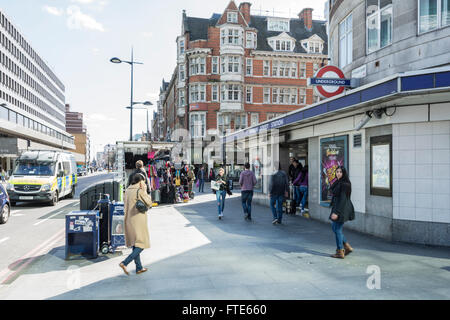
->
xmin=1 ymin=245 xmax=123 ymax=285
xmin=172 ymin=194 xmax=450 ymax=261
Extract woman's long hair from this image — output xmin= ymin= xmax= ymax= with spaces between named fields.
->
xmin=335 ymin=166 xmax=351 ymax=198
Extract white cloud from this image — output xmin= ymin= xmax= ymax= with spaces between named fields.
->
xmin=92 ymin=48 xmax=100 ymax=55
xmin=141 ymin=31 xmax=153 ymax=38
xmin=66 ymin=6 xmax=105 ymax=32
xmin=43 ymin=6 xmax=64 ymax=16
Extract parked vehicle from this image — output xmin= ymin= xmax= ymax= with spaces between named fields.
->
xmin=6 ymin=150 xmax=77 ymax=206
xmin=0 ymin=183 xmax=10 ymax=224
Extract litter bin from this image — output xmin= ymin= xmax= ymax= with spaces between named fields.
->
xmin=65 ymin=211 xmax=99 ymax=260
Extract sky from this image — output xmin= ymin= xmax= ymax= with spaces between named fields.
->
xmin=0 ymin=0 xmax=326 ymax=158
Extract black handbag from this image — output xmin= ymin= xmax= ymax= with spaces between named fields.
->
xmin=135 ymin=189 xmax=149 ymax=213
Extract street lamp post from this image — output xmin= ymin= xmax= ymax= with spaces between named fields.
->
xmin=126 ymin=101 xmax=152 ymax=141
xmin=110 ymin=48 xmax=143 ymax=141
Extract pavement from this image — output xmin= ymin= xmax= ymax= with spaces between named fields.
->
xmin=0 ymin=188 xmax=449 ymax=300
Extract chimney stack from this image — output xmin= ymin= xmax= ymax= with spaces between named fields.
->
xmin=299 ymin=8 xmax=313 ymax=30
xmin=239 ymin=2 xmax=252 ymax=24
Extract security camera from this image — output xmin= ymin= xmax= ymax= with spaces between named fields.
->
xmin=373 ymin=108 xmax=384 ymax=119
xmin=355 ymin=112 xmax=372 ymax=131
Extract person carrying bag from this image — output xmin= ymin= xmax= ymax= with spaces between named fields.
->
xmin=119 ymin=173 xmax=152 ymax=275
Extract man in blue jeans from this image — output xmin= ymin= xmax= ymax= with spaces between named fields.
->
xmin=198 ymin=165 xmax=205 ymax=193
xmin=269 ymin=164 xmax=289 ymax=224
xmin=239 ymin=162 xmax=257 ymax=221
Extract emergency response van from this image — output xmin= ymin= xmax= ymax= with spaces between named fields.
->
xmin=6 ymin=150 xmax=77 ymax=206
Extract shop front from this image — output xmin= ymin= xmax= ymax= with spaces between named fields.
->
xmin=225 ymin=67 xmax=450 ymax=247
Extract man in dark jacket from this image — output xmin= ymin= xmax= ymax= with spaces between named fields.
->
xmin=198 ymin=165 xmax=205 ymax=193
xmin=127 ymin=160 xmax=150 ymax=194
xmin=288 ymin=157 xmax=296 ymax=182
xmin=269 ymin=164 xmax=289 ymax=224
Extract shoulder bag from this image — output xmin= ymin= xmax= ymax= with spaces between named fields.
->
xmin=135 ymin=188 xmax=149 ymax=213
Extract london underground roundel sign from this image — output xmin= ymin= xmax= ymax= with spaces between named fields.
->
xmin=314 ymin=65 xmax=346 ymax=99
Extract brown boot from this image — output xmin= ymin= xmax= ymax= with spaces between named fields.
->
xmin=343 ymin=242 xmax=353 ymax=256
xmin=331 ymin=249 xmax=345 ymax=259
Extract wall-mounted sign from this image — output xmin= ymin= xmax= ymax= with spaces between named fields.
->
xmin=308 ymin=65 xmax=350 ymax=99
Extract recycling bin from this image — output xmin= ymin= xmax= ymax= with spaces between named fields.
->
xmin=65 ymin=211 xmax=99 ymax=260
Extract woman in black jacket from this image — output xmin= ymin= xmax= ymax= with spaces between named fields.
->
xmin=329 ymin=166 xmax=355 ymax=259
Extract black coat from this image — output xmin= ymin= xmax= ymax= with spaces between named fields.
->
xmin=329 ymin=180 xmax=355 ymax=223
xmin=127 ymin=168 xmax=150 ymax=194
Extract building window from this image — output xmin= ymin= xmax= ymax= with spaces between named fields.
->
xmin=189 ymin=57 xmax=206 ymax=75
xmin=272 ymin=87 xmax=298 ymax=104
xmin=179 ymin=90 xmax=185 ymax=107
xmin=235 ymin=114 xmax=247 ymax=131
xmin=370 ymin=135 xmax=392 ymax=197
xmin=419 ymin=0 xmax=450 ymax=33
xmin=250 ymin=113 xmax=259 ymax=126
xmin=190 ymin=84 xmax=206 ymax=102
xmin=267 ymin=18 xmax=290 ymax=32
xmin=339 ymin=13 xmax=353 ymax=68
xmin=218 ymin=113 xmax=231 ymax=136
xmin=271 ymin=61 xmax=297 ymax=78
xmin=221 ymin=28 xmax=243 ymax=46
xmin=366 ymin=0 xmax=392 ymax=53
xmin=227 ymin=12 xmax=238 ymax=23
xmin=299 ymin=62 xmax=306 ymax=78
xmin=246 ymin=32 xmax=257 ymax=49
xmin=246 ymin=58 xmax=252 ymax=75
xmin=179 ymin=39 xmax=185 ymax=56
xmin=266 ymin=113 xmax=283 ymax=120
xmin=179 ymin=64 xmax=185 ymax=81
xmin=190 ymin=113 xmax=206 ymax=138
xmin=246 ymin=86 xmax=252 ymax=103
xmin=221 ymin=55 xmax=241 ymax=74
xmin=299 ymin=88 xmax=306 ymax=104
xmin=212 ymin=57 xmax=219 ymax=74
xmin=263 ymin=87 xmax=270 ymax=103
xmin=263 ymin=60 xmax=270 ymax=76
xmin=269 ymin=39 xmax=294 ymax=52
xmin=221 ymin=84 xmax=242 ymax=102
xmin=212 ymin=84 xmax=219 ymax=101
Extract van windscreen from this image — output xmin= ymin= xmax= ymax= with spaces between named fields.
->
xmin=13 ymin=161 xmax=56 ymax=176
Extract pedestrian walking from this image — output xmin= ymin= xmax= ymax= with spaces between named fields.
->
xmin=119 ymin=173 xmax=153 ymax=275
xmin=198 ymin=165 xmax=205 ymax=193
xmin=293 ymin=164 xmax=308 ymax=214
xmin=329 ymin=166 xmax=355 ymax=259
xmin=291 ymin=160 xmax=303 ymax=211
xmin=213 ymin=168 xmax=229 ymax=220
xmin=269 ymin=164 xmax=289 ymax=224
xmin=127 ymin=160 xmax=150 ymax=194
xmin=187 ymin=166 xmax=195 ymax=198
xmin=239 ymin=162 xmax=257 ymax=221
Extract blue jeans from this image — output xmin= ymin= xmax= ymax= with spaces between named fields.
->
xmin=270 ymin=195 xmax=284 ymax=223
xmin=216 ymin=190 xmax=226 ymax=215
xmin=293 ymin=186 xmax=301 ymax=207
xmin=241 ymin=190 xmax=254 ymax=217
xmin=332 ymin=221 xmax=347 ymax=250
xmin=198 ymin=179 xmax=205 ymax=193
xmin=122 ymin=246 xmax=144 ymax=271
xmin=299 ymin=186 xmax=308 ymax=211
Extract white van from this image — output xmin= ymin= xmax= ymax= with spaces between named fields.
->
xmin=6 ymin=150 xmax=77 ymax=206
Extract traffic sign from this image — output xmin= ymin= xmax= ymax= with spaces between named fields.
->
xmin=309 ymin=65 xmax=348 ymax=99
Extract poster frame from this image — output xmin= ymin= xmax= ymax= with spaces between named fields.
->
xmin=370 ymin=135 xmax=392 ymax=197
xmin=320 ymin=135 xmax=349 ymax=207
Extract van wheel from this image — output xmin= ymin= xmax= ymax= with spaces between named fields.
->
xmin=50 ymin=192 xmax=58 ymax=206
xmin=0 ymin=204 xmax=10 ymax=224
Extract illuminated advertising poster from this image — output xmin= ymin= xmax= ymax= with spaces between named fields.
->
xmin=320 ymin=135 xmax=348 ymax=206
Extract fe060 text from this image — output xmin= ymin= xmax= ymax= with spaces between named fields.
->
xmin=226 ymin=305 xmax=267 ymax=315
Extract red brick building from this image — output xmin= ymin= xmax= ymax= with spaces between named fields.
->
xmin=160 ymin=0 xmax=328 ymax=143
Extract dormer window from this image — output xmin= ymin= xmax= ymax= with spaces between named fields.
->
xmin=227 ymin=12 xmax=238 ymax=23
xmin=267 ymin=17 xmax=290 ymax=32
xmin=301 ymin=35 xmax=325 ymax=54
xmin=268 ymin=39 xmax=294 ymax=52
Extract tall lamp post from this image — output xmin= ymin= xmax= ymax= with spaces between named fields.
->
xmin=110 ymin=48 xmax=143 ymax=141
xmin=126 ymin=101 xmax=152 ymax=141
